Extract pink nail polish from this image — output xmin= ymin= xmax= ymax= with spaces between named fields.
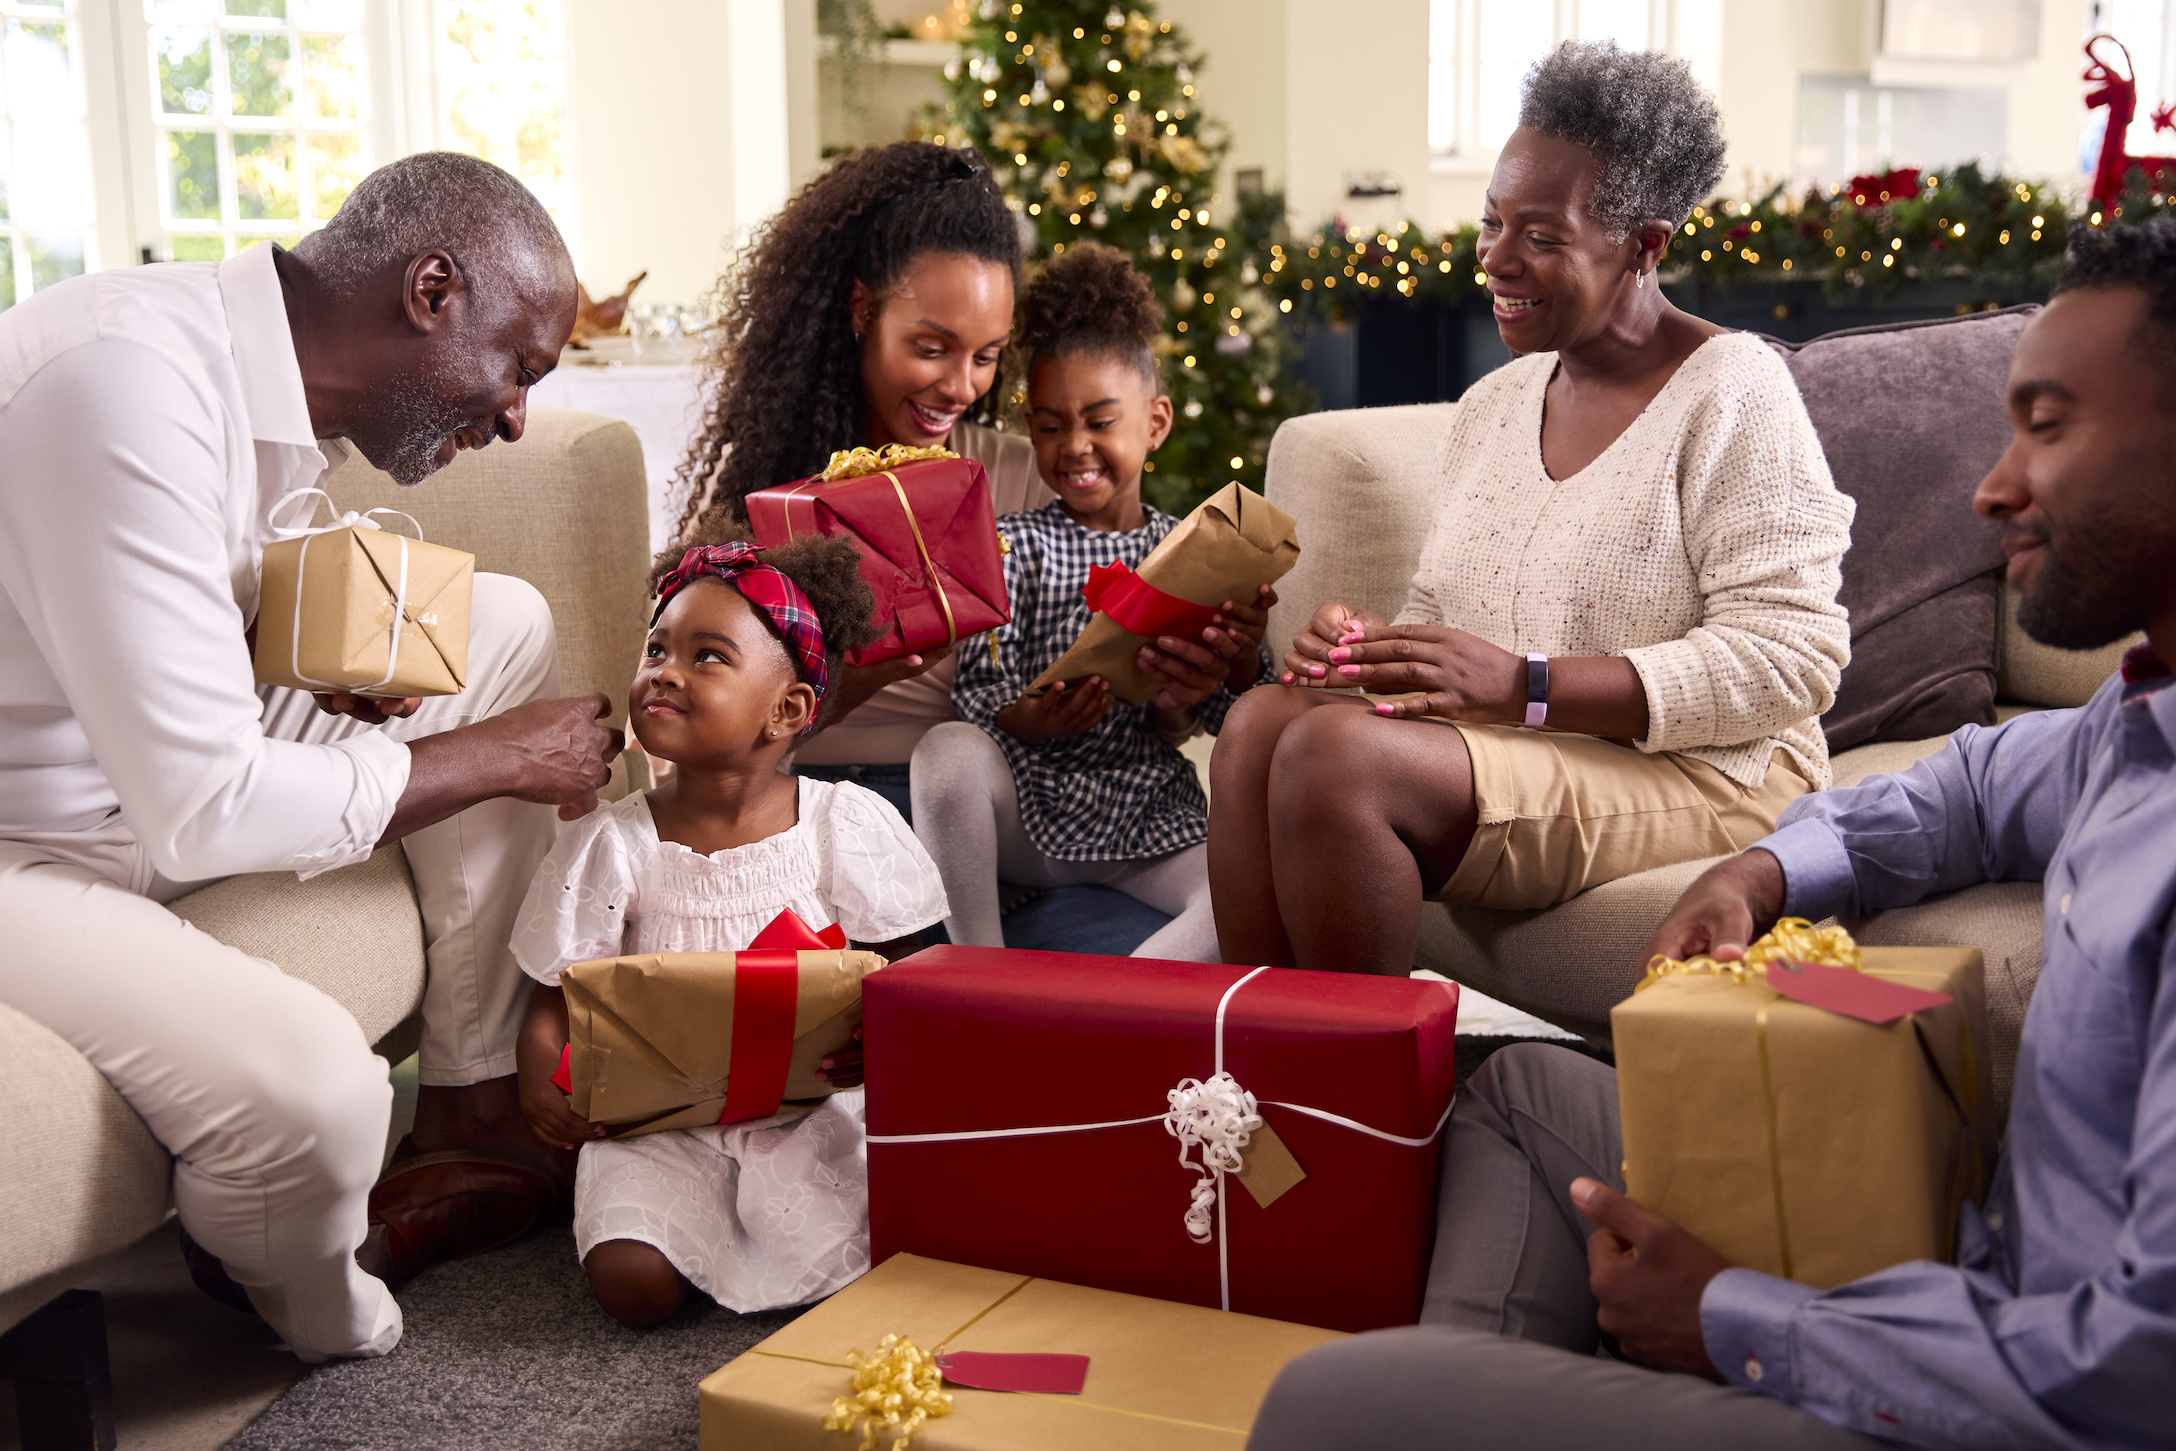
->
xmin=1376 ymin=704 xmax=1395 ymax=715
xmin=1328 ymin=647 xmax=1349 ymax=661
xmin=1308 ymin=665 xmax=1326 ymax=678
xmin=1281 ymin=672 xmax=1294 ymax=684
xmin=1338 ymin=664 xmax=1361 ymax=677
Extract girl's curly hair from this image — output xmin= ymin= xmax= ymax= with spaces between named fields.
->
xmin=671 ymin=142 xmax=1022 ymax=540
xmin=649 ymin=523 xmax=881 ymax=730
xmin=1020 ymin=241 xmax=1163 ymax=384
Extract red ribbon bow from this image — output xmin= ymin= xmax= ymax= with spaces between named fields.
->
xmin=1082 ymin=560 xmax=1220 ymax=640
xmin=550 ymin=908 xmax=849 ymax=1124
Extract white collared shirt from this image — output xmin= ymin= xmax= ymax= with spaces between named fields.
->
xmin=0 ymin=244 xmax=409 ymax=881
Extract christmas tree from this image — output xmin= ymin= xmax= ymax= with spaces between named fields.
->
xmin=915 ymin=1 xmax=1308 ymax=515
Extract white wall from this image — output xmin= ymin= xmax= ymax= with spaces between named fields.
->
xmin=565 ymin=0 xmax=818 ymax=308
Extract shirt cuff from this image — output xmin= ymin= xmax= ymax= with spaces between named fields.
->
xmin=296 ymin=730 xmax=411 ymax=880
xmin=1701 ymin=1267 xmax=1818 ymax=1403
xmin=1755 ymin=816 xmax=1856 ymax=922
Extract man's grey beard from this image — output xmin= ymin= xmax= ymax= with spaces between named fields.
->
xmin=365 ymin=364 xmax=480 ymax=487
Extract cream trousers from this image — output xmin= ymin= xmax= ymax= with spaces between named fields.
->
xmin=909 ymin=721 xmax=1220 ymax=961
xmin=0 ymin=573 xmax=560 ymax=1361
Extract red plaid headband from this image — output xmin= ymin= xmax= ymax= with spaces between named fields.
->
xmin=653 ymin=543 xmax=829 ymax=731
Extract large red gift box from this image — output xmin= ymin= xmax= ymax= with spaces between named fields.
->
xmin=746 ymin=454 xmax=1009 ymax=667
xmin=865 ymin=948 xmax=1458 ymax=1333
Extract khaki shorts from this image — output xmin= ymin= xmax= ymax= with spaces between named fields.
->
xmin=1435 ymin=723 xmax=1811 ymax=912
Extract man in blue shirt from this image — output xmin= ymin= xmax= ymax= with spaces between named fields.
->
xmin=1247 ymin=219 xmax=2176 ymax=1449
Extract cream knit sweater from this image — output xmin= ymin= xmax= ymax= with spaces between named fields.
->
xmin=1397 ymin=332 xmax=1854 ymax=790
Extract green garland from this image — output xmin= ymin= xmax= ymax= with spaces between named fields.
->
xmin=1266 ymin=164 xmax=2176 ymax=325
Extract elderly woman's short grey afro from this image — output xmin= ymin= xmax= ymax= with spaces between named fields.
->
xmin=1518 ymin=40 xmax=1726 ymax=235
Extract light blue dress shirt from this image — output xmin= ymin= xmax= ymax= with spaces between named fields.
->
xmin=1698 ymin=652 xmax=2176 ymax=1448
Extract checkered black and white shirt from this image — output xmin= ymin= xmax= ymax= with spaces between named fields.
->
xmin=953 ymin=500 xmax=1268 ymax=862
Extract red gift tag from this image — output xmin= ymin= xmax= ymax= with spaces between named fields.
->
xmin=1766 ymin=958 xmax=1953 ymax=1024
xmin=934 ymin=1351 xmax=1089 ymax=1395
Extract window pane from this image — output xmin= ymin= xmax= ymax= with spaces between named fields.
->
xmin=233 ymin=131 xmax=295 ymax=219
xmin=226 ymin=30 xmax=290 ymax=117
xmin=0 ymin=124 xmax=9 ymax=221
xmin=224 ymin=0 xmax=286 ymax=17
xmin=293 ymin=0 xmax=363 ymax=26
xmin=170 ymin=234 xmax=224 ymax=261
xmin=156 ymin=28 xmax=213 ymax=115
xmin=149 ymin=0 xmax=220 ymax=20
xmin=164 ymin=128 xmax=220 ymax=218
xmin=11 ymin=119 xmax=91 ymax=225
xmin=0 ymin=238 xmax=13 ymax=309
xmin=27 ymin=232 xmax=81 ymax=290
xmin=6 ymin=20 xmax=82 ymax=123
xmin=308 ymin=130 xmax=358 ymax=217
xmin=302 ymin=32 xmax=357 ymax=119
xmin=1577 ymin=0 xmax=1649 ymax=47
xmin=1477 ymin=2 xmax=1552 ymax=149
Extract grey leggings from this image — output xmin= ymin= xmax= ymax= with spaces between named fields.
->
xmin=1247 ymin=1046 xmax=1880 ymax=1450
xmin=908 ymin=722 xmax=1220 ymax=960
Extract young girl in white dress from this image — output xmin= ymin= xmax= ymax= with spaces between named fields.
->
xmin=510 ymin=527 xmax=947 ymax=1327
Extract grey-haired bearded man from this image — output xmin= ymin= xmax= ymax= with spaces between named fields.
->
xmin=0 ymin=152 xmax=621 ymax=1360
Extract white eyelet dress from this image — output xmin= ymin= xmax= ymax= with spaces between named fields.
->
xmin=510 ymin=777 xmax=948 ymax=1312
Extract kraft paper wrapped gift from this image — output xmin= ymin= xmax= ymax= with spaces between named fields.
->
xmin=253 ymin=503 xmax=473 ymax=698
xmin=1027 ymin=481 xmax=1301 ymax=707
xmin=864 ymin=947 xmax=1457 ymax=1333
xmin=698 ymin=1252 xmax=1344 ymax=1451
xmin=555 ymin=910 xmax=884 ymax=1139
xmin=1613 ymin=942 xmax=1995 ymax=1290
xmin=747 ymin=445 xmax=1010 ymax=668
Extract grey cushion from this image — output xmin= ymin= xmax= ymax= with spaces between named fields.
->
xmin=1762 ymin=308 xmax=2038 ymax=750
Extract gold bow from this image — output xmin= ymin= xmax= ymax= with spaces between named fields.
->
xmin=1634 ymin=917 xmax=1862 ymax=993
xmin=819 ymin=443 xmax=958 ymax=481
xmin=823 ymin=1333 xmax=952 ymax=1450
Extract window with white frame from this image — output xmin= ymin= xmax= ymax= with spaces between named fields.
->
xmin=1 ymin=0 xmax=99 ymax=306
xmin=1429 ymin=0 xmax=1663 ymax=162
xmin=0 ymin=0 xmax=570 ymax=311
xmin=2095 ymin=0 xmax=2176 ymax=159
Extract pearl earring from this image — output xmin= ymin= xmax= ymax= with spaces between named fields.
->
xmin=1636 ymin=270 xmax=1645 ymax=289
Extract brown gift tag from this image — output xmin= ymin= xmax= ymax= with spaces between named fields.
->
xmin=1027 ymin=482 xmax=1300 ymax=707
xmin=1233 ymin=1121 xmax=1307 ymax=1209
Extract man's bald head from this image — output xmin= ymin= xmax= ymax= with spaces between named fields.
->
xmin=295 ymin=151 xmax=571 ymax=312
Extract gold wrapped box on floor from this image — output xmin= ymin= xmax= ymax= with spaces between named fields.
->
xmin=698 ymin=1253 xmax=1344 ymax=1450
xmin=1613 ymin=923 xmax=1995 ymax=1289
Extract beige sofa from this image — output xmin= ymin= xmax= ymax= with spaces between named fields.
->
xmin=1265 ymin=365 xmax=2132 ymax=1119
xmin=0 ymin=410 xmax=651 ymax=1355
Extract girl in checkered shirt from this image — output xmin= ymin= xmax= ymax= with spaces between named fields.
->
xmin=910 ymin=244 xmax=1273 ymax=960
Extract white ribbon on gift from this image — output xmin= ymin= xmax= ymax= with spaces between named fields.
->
xmin=864 ymin=966 xmax=1458 ymax=1311
xmin=267 ymin=487 xmax=427 ymax=694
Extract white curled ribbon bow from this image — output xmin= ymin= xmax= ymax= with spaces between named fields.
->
xmin=266 ymin=487 xmax=427 ymax=693
xmin=1163 ymin=1070 xmax=1263 ymax=1245
xmin=269 ymin=486 xmax=424 ymax=542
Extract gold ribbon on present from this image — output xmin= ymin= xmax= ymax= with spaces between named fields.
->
xmin=819 ymin=443 xmax=959 ymax=480
xmin=823 ymin=1334 xmax=952 ymax=1451
xmin=1633 ymin=918 xmax=1863 ymax=1281
xmin=883 ymin=471 xmax=958 ymax=647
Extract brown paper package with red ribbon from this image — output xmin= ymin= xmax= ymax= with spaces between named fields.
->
xmin=747 ymin=450 xmax=1011 ymax=668
xmin=552 ymin=909 xmax=885 ymax=1139
xmin=1027 ymin=482 xmax=1300 ymax=707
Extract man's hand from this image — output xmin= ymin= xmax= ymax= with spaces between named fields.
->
xmin=466 ymin=693 xmax=625 ymax=821
xmin=821 ymin=647 xmax=956 ymax=728
xmin=314 ymin=693 xmax=422 ymax=724
xmin=1282 ymin=601 xmax=1387 ymax=686
xmin=996 ymin=677 xmax=1110 ymax=745
xmin=1637 ymin=849 xmax=1789 ymax=982
xmin=1576 ymin=1177 xmax=1731 ymax=1380
xmin=1315 ymin=622 xmax=1525 ymax=722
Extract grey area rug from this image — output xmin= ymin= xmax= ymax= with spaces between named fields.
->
xmin=230 ymin=1224 xmax=801 ymax=1451
xmin=231 ymin=1037 xmax=1605 ymax=1449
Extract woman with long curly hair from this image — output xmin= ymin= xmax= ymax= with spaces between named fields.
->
xmin=668 ymin=141 xmax=1044 ymax=820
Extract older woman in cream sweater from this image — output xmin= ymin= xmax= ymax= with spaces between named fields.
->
xmin=1210 ymin=42 xmax=1853 ymax=977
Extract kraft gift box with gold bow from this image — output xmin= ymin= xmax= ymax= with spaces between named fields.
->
xmin=1026 ymin=481 xmax=1301 ymax=708
xmin=554 ymin=909 xmax=885 ymax=1139
xmin=862 ymin=948 xmax=1458 ymax=1334
xmin=698 ymin=1252 xmax=1344 ymax=1451
xmin=253 ymin=492 xmax=473 ymax=698
xmin=1612 ymin=937 xmax=1996 ymax=1289
xmin=747 ymin=445 xmax=1010 ymax=668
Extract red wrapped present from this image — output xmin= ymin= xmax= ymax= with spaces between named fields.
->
xmin=864 ymin=948 xmax=1458 ymax=1333
xmin=746 ymin=447 xmax=1010 ymax=667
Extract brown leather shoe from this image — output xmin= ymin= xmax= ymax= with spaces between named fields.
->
xmin=367 ymin=1150 xmax=558 ymax=1289
xmin=178 ymin=1227 xmax=261 ymax=1317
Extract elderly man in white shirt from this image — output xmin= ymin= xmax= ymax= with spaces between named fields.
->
xmin=0 ymin=153 xmax=623 ymax=1361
